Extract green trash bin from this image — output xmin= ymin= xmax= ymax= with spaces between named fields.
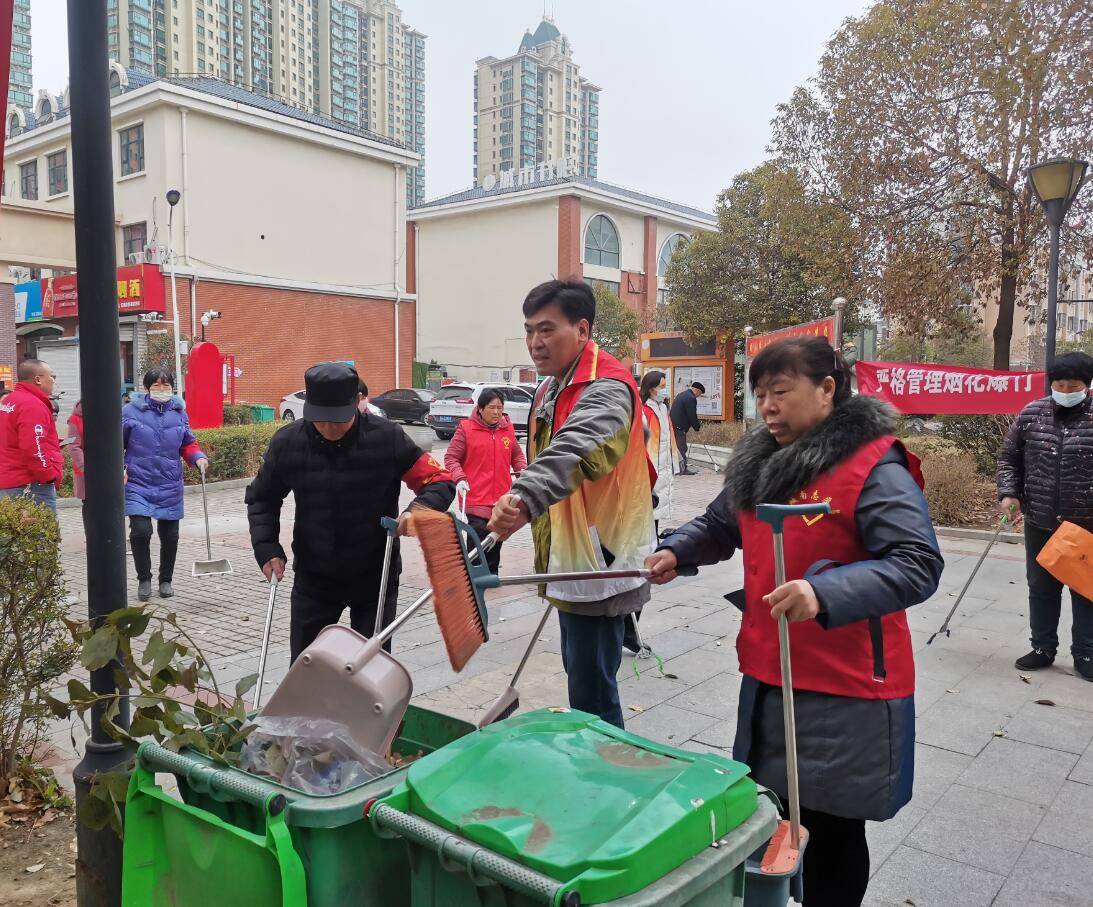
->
xmin=368 ymin=708 xmax=778 ymax=906
xmin=121 ymin=705 xmax=475 ymax=907
xmin=250 ymin=404 xmax=275 ymax=423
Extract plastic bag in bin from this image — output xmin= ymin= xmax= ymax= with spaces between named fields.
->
xmin=240 ymin=716 xmax=391 ymax=795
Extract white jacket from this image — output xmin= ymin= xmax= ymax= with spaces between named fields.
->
xmin=643 ymin=396 xmax=675 ymax=524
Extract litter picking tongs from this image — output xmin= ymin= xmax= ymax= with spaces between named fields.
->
xmin=192 ymin=471 xmax=234 ymax=577
xmin=927 ymin=512 xmax=1012 ymax=645
xmin=755 ymin=501 xmax=830 ymax=878
xmin=253 ymin=575 xmax=279 ymax=710
xmin=374 ymin=517 xmax=400 ymax=637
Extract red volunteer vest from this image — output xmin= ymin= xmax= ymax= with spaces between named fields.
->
xmin=458 ymin=416 xmax=517 ymax=510
xmin=736 ymin=436 xmax=922 ymax=700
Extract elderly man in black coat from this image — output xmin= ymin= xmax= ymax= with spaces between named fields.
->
xmin=669 ymin=381 xmax=704 ymax=475
xmin=246 ymin=362 xmax=454 ymax=660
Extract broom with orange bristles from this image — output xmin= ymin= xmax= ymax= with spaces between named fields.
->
xmin=411 ymin=506 xmax=696 ymax=679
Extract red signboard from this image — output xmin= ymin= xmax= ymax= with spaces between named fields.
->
xmin=747 ymin=318 xmax=835 ymax=358
xmin=856 ymin=361 xmax=1044 ymax=415
xmin=35 ymin=264 xmax=166 ymax=320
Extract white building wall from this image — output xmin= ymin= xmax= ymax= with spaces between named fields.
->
xmin=415 ymin=200 xmax=557 ymax=380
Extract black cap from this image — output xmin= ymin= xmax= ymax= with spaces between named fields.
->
xmin=303 ymin=362 xmax=360 ymax=423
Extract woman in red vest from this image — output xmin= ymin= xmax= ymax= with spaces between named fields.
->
xmin=647 ymin=336 xmax=943 ymax=907
xmin=444 ymin=388 xmax=527 ymax=572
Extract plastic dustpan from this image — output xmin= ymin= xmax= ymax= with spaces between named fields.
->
xmin=259 ymin=625 xmax=412 ymax=759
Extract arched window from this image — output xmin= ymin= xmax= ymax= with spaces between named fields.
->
xmin=584 ymin=214 xmax=620 ymax=268
xmin=7 ymin=111 xmax=23 ymax=139
xmin=108 ymin=62 xmax=128 ymax=99
xmin=37 ymin=99 xmax=53 ymax=125
xmin=657 ymin=233 xmax=688 ymax=279
xmin=109 ymin=72 xmax=123 ymax=97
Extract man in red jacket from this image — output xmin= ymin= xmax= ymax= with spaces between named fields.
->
xmin=0 ymin=359 xmax=64 ymax=513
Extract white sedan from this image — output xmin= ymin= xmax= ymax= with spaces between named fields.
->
xmin=278 ymin=389 xmax=383 ymax=422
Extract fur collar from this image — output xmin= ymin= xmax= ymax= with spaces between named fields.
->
xmin=724 ymin=396 xmax=896 ymax=510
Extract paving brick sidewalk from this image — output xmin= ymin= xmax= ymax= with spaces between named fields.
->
xmin=51 ymin=467 xmax=1093 ymax=906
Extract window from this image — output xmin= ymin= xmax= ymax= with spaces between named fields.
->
xmin=19 ymin=161 xmax=38 ymax=200
xmin=47 ymin=150 xmax=68 ymax=196
xmin=657 ymin=233 xmax=688 ymax=279
xmin=119 ymin=124 xmax=145 ymax=176
xmin=123 ymin=222 xmax=147 ymax=259
xmin=584 ymin=214 xmax=620 ymax=268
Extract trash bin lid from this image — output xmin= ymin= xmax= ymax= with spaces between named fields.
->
xmin=390 ymin=708 xmax=757 ymax=904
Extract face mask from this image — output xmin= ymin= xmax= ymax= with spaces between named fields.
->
xmin=1052 ymin=388 xmax=1087 ymax=408
xmin=150 ymin=390 xmax=173 ymax=403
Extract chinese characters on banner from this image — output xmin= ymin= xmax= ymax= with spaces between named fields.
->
xmin=855 ymin=361 xmax=1045 ymax=414
xmin=746 ymin=318 xmax=835 ymax=357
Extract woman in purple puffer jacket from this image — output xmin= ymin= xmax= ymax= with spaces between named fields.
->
xmin=123 ymin=368 xmax=209 ymax=602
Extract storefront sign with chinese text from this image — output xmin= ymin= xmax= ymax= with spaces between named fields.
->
xmin=15 ymin=264 xmax=166 ymax=323
xmin=856 ymin=361 xmax=1044 ymax=414
xmin=746 ymin=318 xmax=835 ymax=358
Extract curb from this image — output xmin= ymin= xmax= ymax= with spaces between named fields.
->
xmin=57 ymin=476 xmax=254 ymax=510
xmin=934 ymin=526 xmax=1023 ymax=545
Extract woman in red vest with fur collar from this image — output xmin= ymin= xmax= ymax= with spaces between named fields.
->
xmin=648 ymin=337 xmax=944 ymax=907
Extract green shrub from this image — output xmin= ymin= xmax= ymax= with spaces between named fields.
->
xmin=0 ymin=499 xmax=78 ymax=781
xmin=937 ymin=414 xmax=1014 ymax=477
xmin=59 ymin=423 xmax=282 ymax=497
xmin=222 ymin=403 xmax=254 ymax=426
xmin=903 ymin=437 xmax=994 ymax=526
xmin=189 ymin=423 xmax=282 ymax=484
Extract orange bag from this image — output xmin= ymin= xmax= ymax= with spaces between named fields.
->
xmin=1036 ymin=522 xmax=1093 ymax=601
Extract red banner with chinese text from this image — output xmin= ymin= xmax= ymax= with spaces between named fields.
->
xmin=855 ymin=361 xmax=1044 ymax=415
xmin=746 ymin=318 xmax=835 ymax=358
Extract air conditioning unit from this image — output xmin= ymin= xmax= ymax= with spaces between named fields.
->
xmin=126 ymin=247 xmax=162 ymax=266
xmin=126 ymin=252 xmax=144 ymax=265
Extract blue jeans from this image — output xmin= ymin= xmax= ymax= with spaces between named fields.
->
xmin=0 ymin=482 xmax=58 ymax=514
xmin=1026 ymin=522 xmax=1093 ymax=659
xmin=557 ymin=609 xmax=626 ymax=728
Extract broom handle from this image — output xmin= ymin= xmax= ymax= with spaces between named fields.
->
xmin=493 ymin=566 xmax=695 ymax=586
xmin=773 ymin=530 xmax=802 ymax=852
xmin=376 ymin=588 xmax=433 ymax=645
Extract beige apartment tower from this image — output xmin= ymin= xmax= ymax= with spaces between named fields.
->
xmin=105 ymin=0 xmax=424 ymax=205
xmin=474 ymin=17 xmax=600 ymax=186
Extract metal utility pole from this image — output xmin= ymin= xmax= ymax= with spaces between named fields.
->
xmin=831 ymin=297 xmax=847 ymax=351
xmin=68 ymin=1 xmax=131 ymax=903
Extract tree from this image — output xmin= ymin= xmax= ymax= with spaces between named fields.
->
xmin=772 ymin=0 xmax=1093 ymax=370
xmin=879 ymin=314 xmax=994 ymax=367
xmin=139 ymin=329 xmax=181 ymax=383
xmin=663 ymin=163 xmax=864 ymax=343
xmin=590 ymin=280 xmax=641 ymax=360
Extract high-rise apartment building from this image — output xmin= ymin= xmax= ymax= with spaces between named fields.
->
xmin=473 ymin=18 xmax=600 ymax=186
xmin=8 ymin=0 xmax=33 ymax=110
xmin=316 ymin=1 xmax=425 ymax=207
xmin=104 ymin=0 xmax=423 ymax=205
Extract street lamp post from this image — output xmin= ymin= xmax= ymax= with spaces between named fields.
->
xmin=67 ymin=2 xmax=130 ymax=903
xmin=1026 ymin=157 xmax=1089 ymax=390
xmin=742 ymin=325 xmax=754 ymax=426
xmin=166 ymin=188 xmax=184 ymax=394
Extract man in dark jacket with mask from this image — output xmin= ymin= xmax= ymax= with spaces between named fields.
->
xmin=247 ymin=362 xmax=454 ymax=660
xmin=997 ymin=351 xmax=1093 ymax=679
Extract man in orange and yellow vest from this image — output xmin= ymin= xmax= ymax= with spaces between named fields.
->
xmin=490 ymin=280 xmax=656 ymax=728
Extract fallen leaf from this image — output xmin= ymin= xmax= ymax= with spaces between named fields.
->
xmin=715 ymin=641 xmax=722 ymax=647
xmin=1019 ymin=674 xmax=1031 ymax=684
xmin=628 ymin=705 xmax=644 ymax=713
xmin=994 ymin=730 xmax=1007 ymax=737
xmin=946 ymin=689 xmax=959 ymax=694
xmin=662 ymin=673 xmax=679 ymax=680
xmin=1035 ymin=699 xmax=1056 ymax=707
xmin=25 ymin=864 xmax=45 ymax=874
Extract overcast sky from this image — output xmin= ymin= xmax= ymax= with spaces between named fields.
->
xmin=29 ymin=0 xmax=871 ymax=211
